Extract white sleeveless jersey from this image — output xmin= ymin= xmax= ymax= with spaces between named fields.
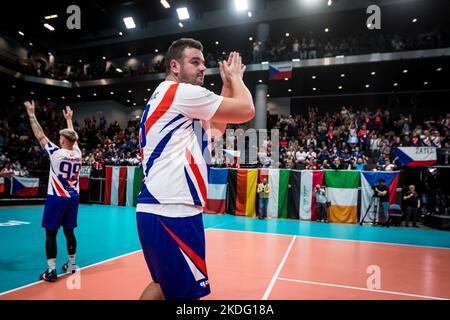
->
xmin=44 ymin=141 xmax=82 ymax=197
xmin=137 ymin=80 xmax=223 ymax=217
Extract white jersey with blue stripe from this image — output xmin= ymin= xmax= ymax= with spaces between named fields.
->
xmin=45 ymin=141 xmax=82 ymax=198
xmin=137 ymin=80 xmax=223 ymax=217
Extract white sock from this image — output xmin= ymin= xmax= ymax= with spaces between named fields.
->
xmin=69 ymin=254 xmax=76 ymax=265
xmin=47 ymin=258 xmax=56 ymax=271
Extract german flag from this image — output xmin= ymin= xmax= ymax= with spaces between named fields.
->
xmin=226 ymin=169 xmax=258 ymax=217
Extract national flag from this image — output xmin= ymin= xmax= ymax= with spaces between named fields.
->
xmin=11 ymin=176 xmax=39 ymax=197
xmin=226 ymin=169 xmax=258 ymax=217
xmin=393 ymin=147 xmax=437 ymax=167
xmin=267 ymin=169 xmax=290 ymax=219
xmin=286 ymin=170 xmax=324 ymax=220
xmin=0 ymin=177 xmax=5 ymax=193
xmin=204 ymin=168 xmax=229 ymax=214
xmin=104 ymin=166 xmax=127 ymax=206
xmin=79 ymin=166 xmax=91 ymax=191
xmin=360 ymin=171 xmax=400 ymax=223
xmin=223 ymin=149 xmax=240 ymax=168
xmin=324 ymin=170 xmax=360 ymax=223
xmin=126 ymin=166 xmax=143 ymax=207
xmin=269 ymin=62 xmax=293 ymax=80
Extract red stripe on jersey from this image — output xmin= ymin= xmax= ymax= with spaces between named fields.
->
xmin=52 ymin=176 xmax=69 ymax=197
xmin=145 ymin=83 xmax=179 ymax=136
xmin=160 ymin=221 xmax=208 ymax=276
xmin=185 ymin=148 xmax=207 ymax=204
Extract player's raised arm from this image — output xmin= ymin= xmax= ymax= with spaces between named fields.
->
xmin=63 ymin=106 xmax=74 ymax=130
xmin=62 ymin=106 xmax=79 ymax=148
xmin=24 ymin=100 xmax=49 ymax=148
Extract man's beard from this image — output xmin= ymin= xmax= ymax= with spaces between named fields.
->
xmin=180 ymin=68 xmax=204 ymax=85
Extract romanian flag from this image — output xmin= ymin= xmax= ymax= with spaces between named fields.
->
xmin=226 ymin=169 xmax=258 ymax=217
xmin=104 ymin=166 xmax=127 ymax=206
xmin=287 ymin=170 xmax=324 ymax=220
xmin=267 ymin=169 xmax=290 ymax=219
xmin=325 ymin=170 xmax=360 ymax=223
xmin=204 ymin=168 xmax=229 ymax=214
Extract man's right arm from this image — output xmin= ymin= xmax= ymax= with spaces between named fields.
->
xmin=24 ymin=100 xmax=49 ymax=148
xmin=211 ymin=52 xmax=255 ymax=124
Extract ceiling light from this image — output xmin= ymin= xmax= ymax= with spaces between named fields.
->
xmin=45 ymin=14 xmax=58 ymax=20
xmin=77 ymin=94 xmax=81 ymax=98
xmin=403 ymin=69 xmax=408 ymax=73
xmin=365 ymin=84 xmax=370 ymax=88
xmin=30 ymin=91 xmax=34 ymax=95
xmin=235 ymin=0 xmax=248 ymax=11
xmin=412 ymin=18 xmax=417 ymax=23
xmin=325 ymin=28 xmax=329 ymax=33
xmin=328 ymin=0 xmax=332 ymax=6
xmin=215 ymin=41 xmax=219 ymax=45
xmin=313 ymin=88 xmax=317 ymax=91
xmin=62 ymin=96 xmax=65 ymax=99
xmin=133 ymin=103 xmax=137 ymax=106
xmin=371 ymin=71 xmax=376 ymax=75
xmin=110 ymin=91 xmax=114 ymax=95
xmin=118 ymin=32 xmax=123 ymax=36
xmin=267 ymin=94 xmax=270 ymax=97
xmin=284 ymin=78 xmax=289 ymax=81
xmin=116 ymin=68 xmax=123 ymax=73
xmin=288 ymin=89 xmax=292 ymax=92
xmin=211 ymin=83 xmax=215 ymax=86
xmin=102 ymin=56 xmax=106 ymax=60
xmin=160 ymin=0 xmax=171 ymax=9
xmin=147 ymin=88 xmax=151 ymax=92
xmin=29 ymin=42 xmax=33 ymax=46
xmin=247 ymin=11 xmax=252 ymax=17
xmin=312 ymin=75 xmax=316 ymax=79
xmin=177 ymin=7 xmax=190 ymax=20
xmin=42 ymin=23 xmax=55 ymax=32
xmin=155 ymin=49 xmax=159 ymax=53
xmin=249 ymin=37 xmax=253 ymax=41
xmin=128 ymin=89 xmax=132 ymax=93
xmin=18 ymin=31 xmax=25 ymax=36
xmin=93 ymin=93 xmax=97 ymax=96
xmin=341 ymin=73 xmax=345 ymax=77
xmin=338 ymin=86 xmax=343 ymax=89
xmin=436 ymin=67 xmax=442 ymax=72
xmin=424 ymin=81 xmax=428 ymax=85
xmin=285 ymin=33 xmax=290 ymax=37
xmin=258 ymin=80 xmax=263 ymax=83
xmin=127 ymin=99 xmax=130 ymax=103
xmin=394 ymin=83 xmax=398 ymax=86
xmin=123 ymin=17 xmax=136 ymax=29
xmin=128 ymin=52 xmax=131 ymax=56
xmin=178 ymin=22 xmax=184 ymax=28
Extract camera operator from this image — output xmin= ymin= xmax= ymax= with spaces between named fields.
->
xmin=374 ymin=179 xmax=389 ymax=226
xmin=315 ymin=184 xmax=328 ymax=223
xmin=403 ymin=184 xmax=420 ymax=227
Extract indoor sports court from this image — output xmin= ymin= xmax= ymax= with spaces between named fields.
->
xmin=1 ymin=204 xmax=449 ymax=300
xmin=1 ymin=0 xmax=450 ymax=304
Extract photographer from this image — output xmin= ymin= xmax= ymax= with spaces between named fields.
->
xmin=315 ymin=184 xmax=328 ymax=223
xmin=374 ymin=179 xmax=389 ymax=226
xmin=403 ymin=185 xmax=420 ymax=227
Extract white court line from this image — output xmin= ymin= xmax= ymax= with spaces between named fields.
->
xmin=207 ymin=227 xmax=450 ymax=250
xmin=0 ymin=249 xmax=142 ymax=296
xmin=262 ymin=236 xmax=296 ymax=300
xmin=0 ymin=226 xmax=220 ymax=296
xmin=277 ymin=277 xmax=449 ymax=300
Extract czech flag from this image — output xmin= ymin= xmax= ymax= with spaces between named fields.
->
xmin=269 ymin=62 xmax=293 ymax=80
xmin=393 ymin=147 xmax=437 ymax=167
xmin=11 ymin=176 xmax=39 ymax=197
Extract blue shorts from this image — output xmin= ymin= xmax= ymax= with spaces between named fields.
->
xmin=42 ymin=195 xmax=79 ymax=230
xmin=136 ymin=212 xmax=210 ymax=300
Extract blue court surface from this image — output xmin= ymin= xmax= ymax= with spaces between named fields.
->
xmin=1 ymin=204 xmax=450 ymax=295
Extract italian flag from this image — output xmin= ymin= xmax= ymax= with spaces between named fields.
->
xmin=287 ymin=170 xmax=324 ymax=220
xmin=267 ymin=169 xmax=290 ymax=219
xmin=226 ymin=169 xmax=258 ymax=217
xmin=324 ymin=170 xmax=360 ymax=223
xmin=104 ymin=166 xmax=127 ymax=206
xmin=126 ymin=166 xmax=143 ymax=207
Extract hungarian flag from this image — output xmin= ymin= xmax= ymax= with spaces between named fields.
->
xmin=360 ymin=171 xmax=400 ymax=223
xmin=126 ymin=166 xmax=143 ymax=207
xmin=227 ymin=169 xmax=258 ymax=217
xmin=269 ymin=62 xmax=293 ymax=80
xmin=287 ymin=170 xmax=324 ymax=220
xmin=0 ymin=177 xmax=5 ymax=193
xmin=325 ymin=170 xmax=360 ymax=223
xmin=267 ymin=169 xmax=290 ymax=219
xmin=204 ymin=168 xmax=229 ymax=214
xmin=104 ymin=166 xmax=127 ymax=206
xmin=11 ymin=176 xmax=39 ymax=197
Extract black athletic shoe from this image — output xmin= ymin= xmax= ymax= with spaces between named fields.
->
xmin=40 ymin=269 xmax=57 ymax=282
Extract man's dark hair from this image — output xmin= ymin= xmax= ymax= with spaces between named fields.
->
xmin=379 ymin=179 xmax=385 ymax=184
xmin=165 ymin=38 xmax=203 ymax=75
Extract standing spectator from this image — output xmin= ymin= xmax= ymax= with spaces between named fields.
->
xmin=403 ymin=185 xmax=420 ymax=227
xmin=257 ymin=178 xmax=270 ymax=220
xmin=314 ymin=184 xmax=328 ymax=223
